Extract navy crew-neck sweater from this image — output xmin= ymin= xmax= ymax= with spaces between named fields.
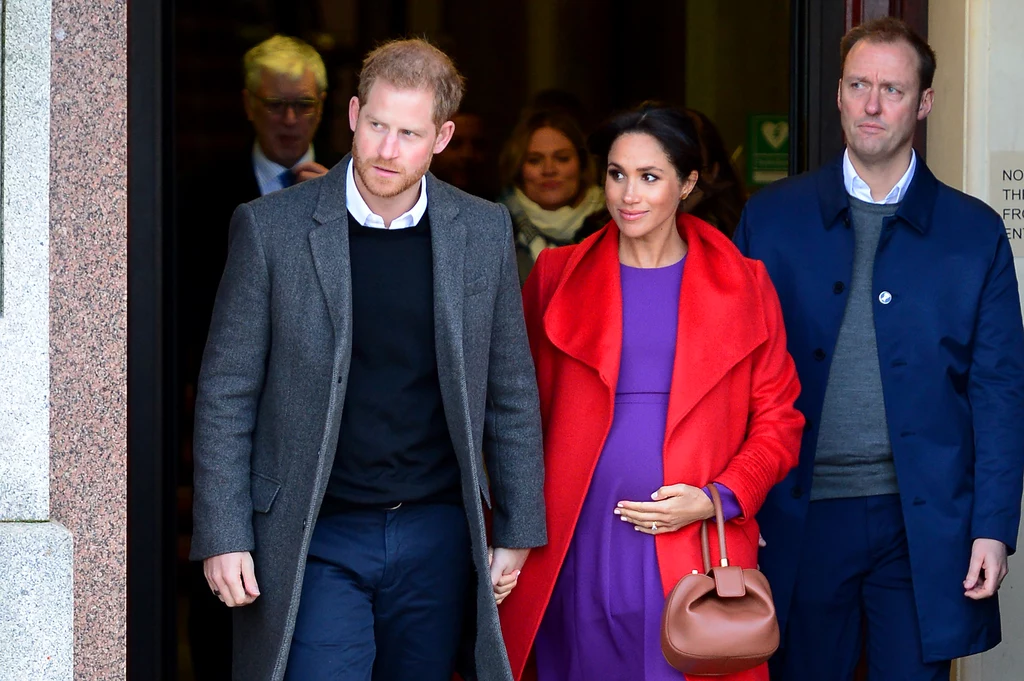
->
xmin=321 ymin=210 xmax=461 ymax=513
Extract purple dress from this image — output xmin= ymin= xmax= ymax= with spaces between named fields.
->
xmin=534 ymin=259 xmax=687 ymax=681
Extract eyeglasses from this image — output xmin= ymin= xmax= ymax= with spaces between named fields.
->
xmin=251 ymin=95 xmax=321 ymax=118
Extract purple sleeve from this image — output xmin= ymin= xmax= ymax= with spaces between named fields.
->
xmin=702 ymin=483 xmax=742 ymax=521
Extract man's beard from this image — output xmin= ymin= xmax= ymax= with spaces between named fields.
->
xmin=352 ymin=146 xmax=431 ymax=199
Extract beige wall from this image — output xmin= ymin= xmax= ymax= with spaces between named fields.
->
xmin=930 ymin=1 xmax=1024 ymax=678
xmin=925 ymin=0 xmax=967 ymax=190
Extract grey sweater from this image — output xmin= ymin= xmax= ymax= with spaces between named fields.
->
xmin=811 ymin=197 xmax=899 ymax=500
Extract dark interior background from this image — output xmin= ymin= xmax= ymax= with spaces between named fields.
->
xmin=169 ymin=1 xmax=792 ymax=677
xmin=174 ymin=0 xmax=792 ymax=190
xmin=124 ymin=1 xmax=929 ymax=679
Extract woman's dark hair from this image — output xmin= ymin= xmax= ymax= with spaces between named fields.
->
xmin=589 ymin=102 xmax=703 ymax=195
xmin=683 ymin=108 xmax=747 ymax=237
xmin=590 ymin=103 xmax=745 ymax=237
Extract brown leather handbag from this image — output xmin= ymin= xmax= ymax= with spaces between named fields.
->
xmin=660 ymin=485 xmax=779 ymax=675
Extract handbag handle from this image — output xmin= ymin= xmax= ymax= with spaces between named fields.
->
xmin=699 ymin=484 xmax=729 ymax=573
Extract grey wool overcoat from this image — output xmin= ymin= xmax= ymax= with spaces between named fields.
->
xmin=189 ymin=156 xmax=548 ymax=681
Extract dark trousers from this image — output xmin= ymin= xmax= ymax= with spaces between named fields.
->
xmin=283 ymin=503 xmax=473 ymax=681
xmin=772 ymin=495 xmax=951 ymax=681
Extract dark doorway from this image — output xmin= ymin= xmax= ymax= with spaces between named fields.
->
xmin=127 ymin=0 xmax=177 ymax=678
xmin=129 ymin=0 xmax=917 ymax=678
xmin=169 ymin=8 xmax=792 ymax=679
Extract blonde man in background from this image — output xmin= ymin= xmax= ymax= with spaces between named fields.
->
xmin=243 ymin=34 xmax=331 ymax=192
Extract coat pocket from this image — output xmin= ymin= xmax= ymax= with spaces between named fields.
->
xmin=465 ymin=275 xmax=488 ymax=297
xmin=250 ymin=470 xmax=282 ymax=513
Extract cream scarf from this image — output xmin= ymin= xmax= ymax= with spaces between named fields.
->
xmin=506 ymin=186 xmax=606 ymax=261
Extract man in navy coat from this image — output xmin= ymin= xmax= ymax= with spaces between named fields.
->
xmin=736 ymin=17 xmax=1024 ymax=681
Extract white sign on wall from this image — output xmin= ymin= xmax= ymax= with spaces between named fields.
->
xmin=991 ymin=152 xmax=1024 ymax=257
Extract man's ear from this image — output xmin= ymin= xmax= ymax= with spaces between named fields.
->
xmin=349 ymin=96 xmax=361 ymax=133
xmin=433 ymin=120 xmax=456 ymax=154
xmin=917 ymin=88 xmax=934 ymax=121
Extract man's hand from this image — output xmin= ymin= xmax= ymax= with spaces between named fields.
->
xmin=292 ymin=161 xmax=330 ymax=183
xmin=964 ymin=538 xmax=1009 ymax=600
xmin=204 ymin=551 xmax=261 ymax=607
xmin=489 ymin=547 xmax=530 ymax=605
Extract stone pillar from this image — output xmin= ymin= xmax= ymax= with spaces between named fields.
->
xmin=48 ymin=0 xmax=129 ymax=678
xmin=930 ymin=1 xmax=1024 ymax=679
xmin=0 ymin=1 xmax=74 ymax=680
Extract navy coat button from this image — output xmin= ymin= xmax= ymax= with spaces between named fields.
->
xmin=813 ymin=348 xmax=826 ymax=361
xmin=833 ymin=281 xmax=845 ymax=294
xmin=804 ymin=419 xmax=813 ymax=432
xmin=791 ymin=486 xmax=803 ymax=498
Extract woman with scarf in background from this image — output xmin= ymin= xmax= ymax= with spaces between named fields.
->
xmin=498 ymin=107 xmax=608 ymax=283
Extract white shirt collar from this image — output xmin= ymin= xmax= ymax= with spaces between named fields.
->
xmin=843 ymin=148 xmax=916 ymax=205
xmin=345 ymin=159 xmax=428 ymax=230
xmin=252 ymin=142 xmax=314 ymax=196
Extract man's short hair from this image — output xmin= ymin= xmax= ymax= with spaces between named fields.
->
xmin=840 ymin=16 xmax=937 ymax=93
xmin=357 ymin=38 xmax=465 ymax=129
xmin=244 ymin=35 xmax=327 ymax=93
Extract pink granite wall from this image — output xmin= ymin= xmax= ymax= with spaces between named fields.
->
xmin=49 ymin=0 xmax=129 ymax=679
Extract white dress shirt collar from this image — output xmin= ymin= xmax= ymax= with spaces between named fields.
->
xmin=843 ymin=148 xmax=916 ymax=205
xmin=252 ymin=142 xmax=314 ymax=196
xmin=345 ymin=159 xmax=428 ymax=230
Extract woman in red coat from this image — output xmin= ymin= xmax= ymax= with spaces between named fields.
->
xmin=498 ymin=104 xmax=804 ymax=681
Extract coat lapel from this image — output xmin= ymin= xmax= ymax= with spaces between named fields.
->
xmin=542 ymin=226 xmax=623 ymax=390
xmin=309 ymin=156 xmax=353 ymax=341
xmin=665 ymin=215 xmax=768 ymax=437
xmin=543 ymin=214 xmax=769 ymax=437
xmin=425 ymin=177 xmax=472 ymax=444
xmin=818 ymin=154 xmax=850 ymax=230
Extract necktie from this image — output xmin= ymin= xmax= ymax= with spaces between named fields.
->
xmin=279 ymin=168 xmax=295 ymax=189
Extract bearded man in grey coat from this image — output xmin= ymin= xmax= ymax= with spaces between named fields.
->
xmin=190 ymin=38 xmax=546 ymax=681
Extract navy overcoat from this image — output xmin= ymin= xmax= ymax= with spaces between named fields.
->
xmin=735 ymin=154 xmax=1024 ymax=661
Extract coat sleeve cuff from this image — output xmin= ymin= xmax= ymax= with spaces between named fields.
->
xmin=188 ymin=535 xmax=256 ymax=562
xmin=491 ymin=505 xmax=548 ymax=550
xmin=972 ymin=516 xmax=1020 ymax=555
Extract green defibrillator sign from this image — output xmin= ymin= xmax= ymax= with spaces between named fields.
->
xmin=747 ymin=114 xmax=789 ymax=187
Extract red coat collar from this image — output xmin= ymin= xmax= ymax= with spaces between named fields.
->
xmin=542 ymin=213 xmax=769 ymax=432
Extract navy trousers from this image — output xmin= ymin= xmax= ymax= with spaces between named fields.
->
xmin=283 ymin=503 xmax=473 ymax=681
xmin=772 ymin=495 xmax=951 ymax=681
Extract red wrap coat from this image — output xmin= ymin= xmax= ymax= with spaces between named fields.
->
xmin=499 ymin=214 xmax=804 ymax=681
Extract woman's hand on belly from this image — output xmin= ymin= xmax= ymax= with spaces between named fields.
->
xmin=613 ymin=484 xmax=715 ymax=535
